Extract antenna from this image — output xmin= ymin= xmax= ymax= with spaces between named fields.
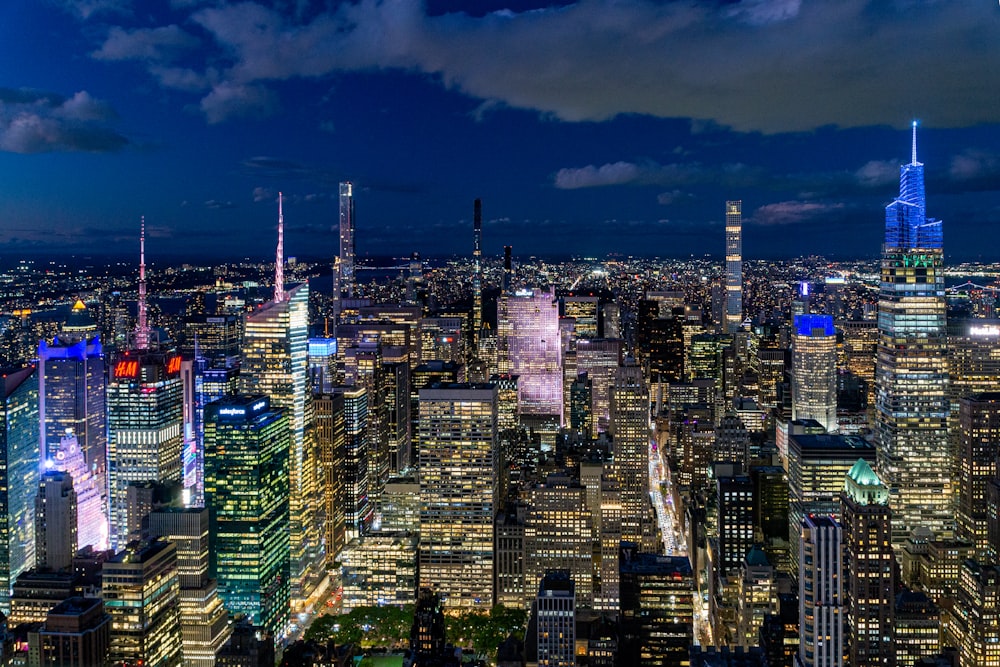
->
xmin=911 ymin=120 xmax=918 ymax=165
xmin=274 ymin=192 xmax=285 ymax=303
xmin=136 ymin=217 xmax=149 ymax=350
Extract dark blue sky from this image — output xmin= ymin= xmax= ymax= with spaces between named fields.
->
xmin=1 ymin=0 xmax=999 ymax=262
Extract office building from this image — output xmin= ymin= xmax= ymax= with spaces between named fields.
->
xmin=875 ymin=123 xmax=951 ymax=542
xmin=338 ymin=181 xmax=356 ymax=300
xmin=620 ymin=547 xmax=695 ymax=667
xmin=313 ymin=392 xmax=346 ymax=563
xmin=717 ymin=475 xmax=754 ymax=573
xmin=949 ymin=560 xmax=1000 ymax=667
xmin=102 ymin=539 xmax=182 ymax=667
xmin=333 ymin=386 xmax=370 ymax=540
xmin=576 ymin=338 xmax=623 ymax=434
xmin=50 ymin=432 xmax=106 ymax=553
xmin=498 ymin=288 xmax=563 ymax=424
xmin=204 ymin=396 xmax=290 ymax=643
xmin=895 ymin=590 xmax=940 ymax=667
xmin=35 ymin=470 xmax=77 ymax=572
xmin=147 ymin=507 xmax=231 ymax=667
xmin=956 ymin=394 xmax=1000 ymax=559
xmin=796 ymin=516 xmax=844 ymax=667
xmin=241 ymin=282 xmax=324 ymax=608
xmin=611 ymin=362 xmax=654 ymax=550
xmin=791 ymin=315 xmax=837 ymax=432
xmin=726 ymin=200 xmax=743 ymax=333
xmin=27 ymin=596 xmax=111 ymax=667
xmin=524 ymin=476 xmax=593 ymax=608
xmin=752 ymin=466 xmax=791 ymax=574
xmin=2 ymin=366 xmax=41 ymax=612
xmin=841 ymin=459 xmax=894 ymax=667
xmin=180 ymin=314 xmax=242 ymax=370
xmin=737 ymin=546 xmax=777 ymax=649
xmin=340 ymin=531 xmax=417 ymax=611
xmin=418 ymin=384 xmax=498 ymax=609
xmin=107 ymin=349 xmax=183 ymax=549
xmin=307 ymin=337 xmax=338 ymax=394
xmin=533 ymin=571 xmax=576 ymax=667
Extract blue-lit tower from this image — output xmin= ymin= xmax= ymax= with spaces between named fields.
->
xmin=875 ymin=122 xmax=951 ymax=543
xmin=792 ymin=314 xmax=838 ymax=433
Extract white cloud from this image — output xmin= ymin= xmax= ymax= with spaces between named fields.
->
xmin=554 ymin=162 xmax=643 ymax=189
xmin=0 ymin=88 xmax=127 ymax=153
xmin=199 ymin=82 xmax=279 ymax=124
xmin=93 ymin=25 xmax=200 ymax=62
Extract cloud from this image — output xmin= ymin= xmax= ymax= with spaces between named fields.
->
xmin=0 ymin=88 xmax=128 ymax=153
xmin=949 ymin=149 xmax=1000 ymax=182
xmin=553 ymin=159 xmax=762 ymax=190
xmin=854 ymin=160 xmax=899 ymax=189
xmin=93 ymin=25 xmax=200 ymax=62
xmin=204 ymin=199 xmax=237 ymax=209
xmin=253 ymin=186 xmax=275 ymax=203
xmin=59 ymin=0 xmax=130 ymax=19
xmin=148 ymin=0 xmax=1000 ymax=132
xmin=751 ymin=200 xmax=846 ymax=226
xmin=554 ymin=161 xmax=643 ymax=189
xmin=199 ymin=82 xmax=279 ymax=124
xmin=657 ymin=190 xmax=687 ymax=205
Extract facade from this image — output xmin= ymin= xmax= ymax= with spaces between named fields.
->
xmin=956 ymin=394 xmax=1000 ymax=559
xmin=204 ymin=396 xmax=290 ymax=643
xmin=524 ymin=476 xmax=593 ymax=608
xmin=102 ymin=539 xmax=182 ymax=667
xmin=717 ymin=475 xmax=754 ymax=573
xmin=610 ymin=362 xmax=654 ymax=550
xmin=313 ymin=392 xmax=347 ymax=563
xmin=340 ymin=531 xmax=417 ymax=611
xmin=338 ymin=181 xmax=356 ymax=300
xmin=27 ymin=596 xmax=111 ymax=667
xmin=334 ymin=385 xmax=370 ymax=540
xmin=34 ymin=470 xmax=77 ymax=572
xmin=51 ymin=432 xmax=106 ymax=553
xmin=619 ymin=548 xmax=695 ymax=667
xmin=534 ymin=571 xmax=576 ymax=667
xmin=240 ymin=283 xmax=325 ymax=608
xmin=791 ymin=315 xmax=838 ymax=432
xmin=796 ymin=516 xmax=844 ymax=667
xmin=875 ymin=124 xmax=951 ymax=542
xmin=576 ymin=338 xmax=623 ymax=434
xmin=725 ymin=200 xmax=743 ymax=333
xmin=564 ymin=296 xmax=600 ymax=340
xmin=106 ymin=349 xmax=183 ymax=550
xmin=497 ymin=289 xmax=563 ymax=422
xmin=950 ymin=561 xmax=1000 ymax=667
xmin=841 ymin=459 xmax=895 ymax=667
xmin=417 ymin=384 xmax=498 ymax=609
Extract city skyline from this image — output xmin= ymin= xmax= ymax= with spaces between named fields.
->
xmin=1 ymin=1 xmax=999 ymax=261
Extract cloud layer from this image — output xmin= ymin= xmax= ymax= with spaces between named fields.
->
xmin=0 ymin=88 xmax=127 ymax=154
xmin=91 ymin=0 xmax=1000 ymax=130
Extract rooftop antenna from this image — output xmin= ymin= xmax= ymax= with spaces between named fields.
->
xmin=274 ymin=192 xmax=285 ymax=302
xmin=136 ymin=217 xmax=149 ymax=350
xmin=911 ymin=120 xmax=919 ymax=165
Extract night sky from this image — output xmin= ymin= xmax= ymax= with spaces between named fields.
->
xmin=1 ymin=0 xmax=999 ymax=262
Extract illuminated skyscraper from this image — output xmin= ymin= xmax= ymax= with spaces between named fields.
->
xmin=50 ymin=432 xmax=106 ymax=552
xmin=473 ymin=198 xmax=483 ymax=351
xmin=725 ymin=200 xmax=743 ymax=333
xmin=107 ymin=349 xmax=184 ymax=549
xmin=204 ymin=396 xmax=290 ymax=643
xmin=418 ymin=384 xmax=498 ymax=609
xmin=610 ymin=362 xmax=654 ymax=550
xmin=0 ymin=366 xmax=39 ymax=612
xmin=796 ymin=515 xmax=844 ymax=667
xmin=956 ymin=394 xmax=1000 ymax=559
xmin=498 ymin=288 xmax=563 ymax=424
xmin=34 ymin=470 xmax=76 ymax=572
xmin=241 ymin=282 xmax=324 ymax=608
xmin=875 ymin=123 xmax=951 ymax=542
xmin=791 ymin=314 xmax=838 ymax=432
xmin=339 ymin=182 xmax=356 ymax=299
xmin=37 ymin=300 xmax=106 ymax=494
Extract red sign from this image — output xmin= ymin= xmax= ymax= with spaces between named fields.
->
xmin=166 ymin=355 xmax=182 ymax=375
xmin=114 ymin=360 xmax=138 ymax=378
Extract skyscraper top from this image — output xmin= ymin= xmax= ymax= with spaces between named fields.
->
xmin=911 ymin=119 xmax=919 ymax=166
xmin=135 ymin=217 xmax=150 ymax=350
xmin=274 ymin=192 xmax=285 ymax=303
xmin=885 ymin=122 xmax=941 ymax=250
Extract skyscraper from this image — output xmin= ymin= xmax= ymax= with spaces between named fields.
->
xmin=418 ymin=384 xmax=498 ymax=609
xmin=610 ymin=361 xmax=654 ymax=550
xmin=797 ymin=515 xmax=844 ymax=667
xmin=956 ymin=394 xmax=1000 ymax=559
xmin=339 ymin=181 xmax=356 ymax=299
xmin=50 ymin=432 xmax=106 ymax=552
xmin=725 ymin=200 xmax=743 ymax=333
xmin=34 ymin=470 xmax=77 ymax=572
xmin=791 ymin=314 xmax=838 ymax=432
xmin=107 ymin=349 xmax=183 ymax=549
xmin=533 ymin=571 xmax=576 ymax=667
xmin=473 ymin=198 xmax=483 ymax=351
xmin=841 ymin=459 xmax=895 ymax=667
xmin=875 ymin=123 xmax=951 ymax=542
xmin=497 ymin=288 xmax=563 ymax=424
xmin=204 ymin=395 xmax=290 ymax=643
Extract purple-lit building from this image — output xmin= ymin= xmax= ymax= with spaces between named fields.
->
xmin=498 ymin=289 xmax=563 ymax=424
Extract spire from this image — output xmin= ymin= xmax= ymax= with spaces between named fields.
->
xmin=911 ymin=120 xmax=919 ymax=165
xmin=136 ymin=217 xmax=150 ymax=350
xmin=274 ymin=192 xmax=285 ymax=303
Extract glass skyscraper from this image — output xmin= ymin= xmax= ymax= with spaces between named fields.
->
xmin=497 ymin=288 xmax=563 ymax=423
xmin=875 ymin=123 xmax=951 ymax=542
xmin=725 ymin=200 xmax=743 ymax=333
xmin=204 ymin=395 xmax=290 ymax=643
xmin=338 ymin=182 xmax=356 ymax=300
xmin=791 ymin=314 xmax=838 ymax=432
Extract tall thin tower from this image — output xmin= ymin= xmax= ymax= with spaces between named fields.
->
xmin=725 ymin=201 xmax=742 ymax=333
xmin=136 ymin=217 xmax=150 ymax=350
xmin=339 ymin=182 xmax=355 ymax=299
xmin=473 ymin=199 xmax=483 ymax=350
xmin=875 ymin=122 xmax=950 ymax=543
xmin=274 ymin=192 xmax=285 ymax=303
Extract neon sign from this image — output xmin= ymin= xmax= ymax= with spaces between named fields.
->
xmin=166 ymin=355 xmax=182 ymax=375
xmin=970 ymin=325 xmax=1000 ymax=337
xmin=114 ymin=360 xmax=138 ymax=378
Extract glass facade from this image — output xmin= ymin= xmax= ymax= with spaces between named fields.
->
xmin=725 ymin=200 xmax=743 ymax=333
xmin=498 ymin=289 xmax=563 ymax=421
xmin=792 ymin=314 xmax=838 ymax=432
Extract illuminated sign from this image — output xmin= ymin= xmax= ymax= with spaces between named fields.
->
xmin=114 ymin=360 xmax=138 ymax=378
xmin=251 ymin=400 xmax=267 ymax=413
xmin=218 ymin=407 xmax=246 ymax=417
xmin=970 ymin=325 xmax=1000 ymax=337
xmin=166 ymin=355 xmax=182 ymax=375
xmin=515 ymin=289 xmax=534 ymax=297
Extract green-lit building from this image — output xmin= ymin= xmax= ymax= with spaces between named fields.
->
xmin=204 ymin=395 xmax=290 ymax=643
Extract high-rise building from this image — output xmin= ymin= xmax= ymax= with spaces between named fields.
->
xmin=564 ymin=296 xmax=601 ymax=340
xmin=894 ymin=590 xmax=941 ymax=667
xmin=338 ymin=181 xmax=356 ymax=300
xmin=340 ymin=531 xmax=417 ymax=611
xmin=204 ymin=396 xmax=290 ymax=643
xmin=27 ymin=596 xmax=111 ymax=667
xmin=717 ymin=475 xmax=754 ymax=573
xmin=418 ymin=384 xmax=498 ymax=609
xmin=576 ymin=338 xmax=623 ymax=434
xmin=841 ymin=459 xmax=895 ymax=667
xmin=147 ymin=507 xmax=231 ymax=667
xmin=725 ymin=200 xmax=743 ymax=334
xmin=473 ymin=198 xmax=483 ymax=351
xmin=314 ymin=392 xmax=346 ymax=563
xmin=102 ymin=539 xmax=182 ymax=667
xmin=240 ymin=282 xmax=324 ymax=608
xmin=35 ymin=470 xmax=77 ymax=572
xmin=619 ymin=547 xmax=695 ymax=667
xmin=37 ymin=300 xmax=106 ymax=495
xmin=796 ymin=515 xmax=844 ymax=667
xmin=610 ymin=362 xmax=654 ymax=550
xmin=875 ymin=123 xmax=951 ymax=542
xmin=956 ymin=394 xmax=1000 ymax=559
xmin=0 ymin=366 xmax=39 ymax=612
xmin=50 ymin=432 xmax=106 ymax=552
xmin=532 ymin=570 xmax=576 ymax=667
xmin=333 ymin=386 xmax=370 ymax=540
xmin=949 ymin=561 xmax=1000 ymax=667
xmin=791 ymin=315 xmax=837 ymax=432
xmin=107 ymin=349 xmax=183 ymax=549
xmin=498 ymin=289 xmax=563 ymax=424
xmin=524 ymin=475 xmax=593 ymax=608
